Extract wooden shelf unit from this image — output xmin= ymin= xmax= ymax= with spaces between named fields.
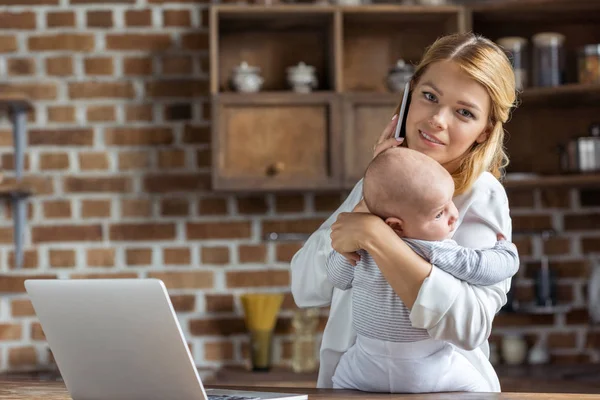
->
xmin=210 ymin=0 xmax=600 ymax=191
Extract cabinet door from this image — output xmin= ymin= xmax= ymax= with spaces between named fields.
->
xmin=213 ymin=93 xmax=342 ymax=191
xmin=343 ymin=93 xmax=400 ymax=188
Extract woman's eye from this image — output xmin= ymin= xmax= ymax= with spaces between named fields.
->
xmin=458 ymin=109 xmax=475 ymax=119
xmin=423 ymin=91 xmax=437 ymax=102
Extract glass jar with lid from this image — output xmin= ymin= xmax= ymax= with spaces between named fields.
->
xmin=578 ymin=44 xmax=600 ymax=84
xmin=497 ymin=36 xmax=528 ymax=90
xmin=532 ymin=32 xmax=566 ymax=87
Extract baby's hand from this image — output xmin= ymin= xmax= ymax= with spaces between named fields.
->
xmin=497 ymin=233 xmax=506 ymax=241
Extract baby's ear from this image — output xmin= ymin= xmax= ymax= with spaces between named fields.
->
xmin=385 ymin=217 xmax=404 ymax=237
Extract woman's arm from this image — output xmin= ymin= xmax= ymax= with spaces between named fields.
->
xmin=290 ymin=180 xmax=363 ymax=308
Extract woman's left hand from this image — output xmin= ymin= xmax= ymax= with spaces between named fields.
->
xmin=331 ymin=212 xmax=386 ymax=258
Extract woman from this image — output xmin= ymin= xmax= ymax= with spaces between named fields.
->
xmin=291 ymin=32 xmax=517 ymax=392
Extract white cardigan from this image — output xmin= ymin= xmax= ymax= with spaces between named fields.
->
xmin=290 ymin=172 xmax=513 ymax=392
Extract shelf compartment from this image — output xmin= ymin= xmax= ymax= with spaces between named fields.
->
xmin=212 ymin=92 xmax=342 ymax=191
xmin=503 ymin=173 xmax=600 ymax=189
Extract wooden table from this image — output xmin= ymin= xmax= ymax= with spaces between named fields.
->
xmin=0 ymin=380 xmax=599 ymax=399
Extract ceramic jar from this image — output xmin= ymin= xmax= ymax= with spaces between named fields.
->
xmin=231 ymin=61 xmax=264 ymax=93
xmin=501 ymin=334 xmax=528 ymax=365
xmin=386 ymin=59 xmax=414 ymax=93
xmin=287 ymin=62 xmax=318 ymax=93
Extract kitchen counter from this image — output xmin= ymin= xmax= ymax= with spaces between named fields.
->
xmin=0 ymin=380 xmax=599 ymax=399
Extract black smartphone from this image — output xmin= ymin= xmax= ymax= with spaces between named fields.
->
xmin=394 ymin=81 xmax=411 ymax=140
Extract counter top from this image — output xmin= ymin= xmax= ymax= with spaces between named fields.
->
xmin=0 ymin=380 xmax=599 ymax=399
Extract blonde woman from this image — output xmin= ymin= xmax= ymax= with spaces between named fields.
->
xmin=291 ymin=32 xmax=517 ymax=392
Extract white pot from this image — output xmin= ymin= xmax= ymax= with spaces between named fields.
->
xmin=231 ymin=62 xmax=264 ymax=93
xmin=287 ymin=62 xmax=318 ymax=93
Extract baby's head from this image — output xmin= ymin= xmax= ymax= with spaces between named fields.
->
xmin=363 ymin=147 xmax=459 ymax=241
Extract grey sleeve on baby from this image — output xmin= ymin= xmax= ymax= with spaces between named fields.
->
xmin=404 ymin=238 xmax=520 ymax=285
xmin=325 ymin=250 xmax=355 ymax=290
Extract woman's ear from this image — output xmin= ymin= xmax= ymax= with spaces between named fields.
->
xmin=475 ymin=124 xmax=492 ymax=144
xmin=385 ymin=217 xmax=404 ymax=237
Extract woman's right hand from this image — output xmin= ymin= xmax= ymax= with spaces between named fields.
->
xmin=372 ymin=114 xmax=404 ymax=159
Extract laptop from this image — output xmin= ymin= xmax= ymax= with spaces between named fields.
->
xmin=25 ymin=278 xmax=308 ymax=400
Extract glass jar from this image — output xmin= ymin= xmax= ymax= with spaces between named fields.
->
xmin=497 ymin=36 xmax=528 ymax=90
xmin=578 ymin=44 xmax=600 ymax=84
xmin=291 ymin=308 xmax=319 ymax=373
xmin=532 ymin=32 xmax=566 ymax=87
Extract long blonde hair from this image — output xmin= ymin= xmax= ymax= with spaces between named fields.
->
xmin=395 ymin=32 xmax=517 ymax=195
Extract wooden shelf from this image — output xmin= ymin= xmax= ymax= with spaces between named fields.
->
xmin=471 ymin=0 xmax=600 ymax=18
xmin=503 ymin=173 xmax=600 ymax=189
xmin=519 ymin=83 xmax=600 ymax=107
xmin=216 ymin=91 xmax=337 ymax=104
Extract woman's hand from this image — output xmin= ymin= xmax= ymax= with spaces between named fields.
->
xmin=352 ymin=198 xmax=369 ymax=213
xmin=331 ymin=212 xmax=386 ymax=266
xmin=373 ymin=114 xmax=405 ymax=159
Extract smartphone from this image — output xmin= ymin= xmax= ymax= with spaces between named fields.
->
xmin=393 ymin=81 xmax=411 ymax=140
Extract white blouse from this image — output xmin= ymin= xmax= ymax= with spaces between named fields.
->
xmin=290 ymin=172 xmax=513 ymax=392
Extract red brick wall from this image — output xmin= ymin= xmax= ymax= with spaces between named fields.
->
xmin=0 ymin=0 xmax=598 ymax=374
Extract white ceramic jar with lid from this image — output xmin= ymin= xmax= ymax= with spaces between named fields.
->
xmin=287 ymin=62 xmax=318 ymax=93
xmin=532 ymin=32 xmax=566 ymax=87
xmin=386 ymin=59 xmax=414 ymax=93
xmin=230 ymin=61 xmax=264 ymax=93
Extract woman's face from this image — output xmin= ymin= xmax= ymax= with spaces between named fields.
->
xmin=405 ymin=60 xmax=492 ymax=173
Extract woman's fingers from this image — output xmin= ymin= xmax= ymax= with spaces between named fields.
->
xmin=373 ymin=136 xmax=404 ymax=158
xmin=376 ymin=114 xmax=399 ymax=144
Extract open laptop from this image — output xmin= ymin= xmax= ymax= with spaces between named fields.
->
xmin=25 ymin=278 xmax=308 ymax=400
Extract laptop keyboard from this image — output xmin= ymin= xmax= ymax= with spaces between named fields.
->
xmin=207 ymin=396 xmax=261 ymax=400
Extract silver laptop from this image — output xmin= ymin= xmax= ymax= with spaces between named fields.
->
xmin=25 ymin=278 xmax=308 ymax=400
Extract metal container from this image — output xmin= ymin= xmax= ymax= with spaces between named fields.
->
xmin=578 ymin=43 xmax=600 ymax=84
xmin=560 ymin=123 xmax=600 ymax=173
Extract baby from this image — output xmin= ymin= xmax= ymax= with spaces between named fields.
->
xmin=326 ymin=147 xmax=519 ymax=393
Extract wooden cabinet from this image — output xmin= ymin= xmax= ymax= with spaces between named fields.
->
xmin=210 ymin=0 xmax=600 ymax=192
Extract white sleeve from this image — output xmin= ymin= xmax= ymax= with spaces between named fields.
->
xmin=290 ymin=180 xmax=364 ymax=307
xmin=409 ymin=181 xmax=513 ymax=350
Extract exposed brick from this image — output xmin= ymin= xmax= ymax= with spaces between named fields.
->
xmin=145 ymin=80 xmax=207 ymax=98
xmin=204 ymin=342 xmax=234 ymax=361
xmin=0 ymin=324 xmax=22 ymax=341
xmin=28 ymin=34 xmax=95 ymax=52
xmin=542 ymin=237 xmax=571 ymax=255
xmin=121 ymin=199 xmax=152 ymax=218
xmin=511 ymin=215 xmax=554 ymax=232
xmin=87 ymin=105 xmax=115 ymax=122
xmin=148 ymin=271 xmax=214 ymax=289
xmin=123 ymin=57 xmax=153 ymax=76
xmin=541 ymin=189 xmax=571 ymax=209
xmin=71 ymin=0 xmax=134 ymax=3
xmin=79 ymin=152 xmax=109 ymax=171
xmin=158 ymin=149 xmax=186 ymax=169
xmin=148 ymin=0 xmax=207 ymax=2
xmin=0 ymin=35 xmax=17 ymax=53
xmin=564 ymin=213 xmax=600 ymax=231
xmin=262 ymin=219 xmax=324 ymax=237
xmin=69 ymin=82 xmax=135 ymax=99
xmin=237 ymin=196 xmax=268 ymax=214
xmin=580 ymin=189 xmax=600 ymax=207
xmin=110 ymin=223 xmax=176 ymax=241
xmin=161 ymin=198 xmax=189 ymax=216
xmin=163 ymin=9 xmax=191 ymax=26
xmin=118 ymin=151 xmax=150 ymax=170
xmin=47 ymin=106 xmax=75 ymax=123
xmin=0 ymin=275 xmax=57 ymax=293
xmin=525 ymin=260 xmax=588 ymax=278
xmin=0 ymin=12 xmax=36 ymax=30
xmin=494 ymin=313 xmax=554 ymax=327
xmin=188 ymin=222 xmax=251 ymax=240
xmin=205 ymin=294 xmax=234 ymax=313
xmin=125 ymin=104 xmax=153 ymax=122
xmin=163 ymin=248 xmax=191 ymax=265
xmin=4 ymin=202 xmax=34 ymax=220
xmin=31 ymin=323 xmax=45 ymax=341
xmin=227 ymin=270 xmax=289 ymax=288
xmin=0 ymin=227 xmax=12 ymax=243
xmin=86 ymin=10 xmax=113 ymax=28
xmin=8 ymin=250 xmax=38 ymax=269
xmin=164 ymin=103 xmax=192 ymax=121
xmin=276 ymin=194 xmax=305 ymax=213
xmin=32 ymin=225 xmax=103 ymax=243
xmin=144 ymin=173 xmax=210 ymax=193
xmin=1 ymin=83 xmax=57 ymax=100
xmin=11 ymin=300 xmax=34 ymax=317
xmin=3 ymin=176 xmax=53 ymax=195
xmin=47 ymin=11 xmax=76 ymax=28
xmin=126 ymin=248 xmax=152 ymax=265
xmin=512 ymin=237 xmax=532 ymax=256
xmin=82 ymin=199 xmax=111 ymax=218
xmin=87 ymin=248 xmax=115 ymax=267
xmin=162 ymin=55 xmax=193 ymax=75
xmin=189 ymin=318 xmax=245 ymax=336
xmin=547 ymin=332 xmax=577 ymax=349
xmin=201 ymin=247 xmax=229 ymax=265
xmin=43 ymin=200 xmax=72 ymax=219
xmin=170 ymin=295 xmax=195 ymax=312
xmin=238 ymin=244 xmax=266 ymax=264
xmin=64 ymin=177 xmax=131 ymax=193
xmin=198 ymin=197 xmax=227 ymax=215
xmin=70 ymin=272 xmax=138 ymax=279
xmin=39 ymin=152 xmax=70 ymax=170
xmin=106 ymin=34 xmax=172 ymax=51
xmin=45 ymin=56 xmax=72 ymax=76
xmin=7 ymin=58 xmax=36 ymax=76
xmin=183 ymin=125 xmax=210 ymax=144
xmin=550 ymin=354 xmax=592 ymax=364
xmin=181 ymin=32 xmax=208 ymax=50
xmin=125 ymin=10 xmax=152 ymax=27
xmin=196 ymin=148 xmax=210 ymax=168
xmin=276 ymin=243 xmax=303 ymax=262
xmin=31 ymin=129 xmax=93 ymax=146
xmin=315 ymin=193 xmax=343 ymax=212
xmin=0 ymin=0 xmax=58 ymax=4
xmin=84 ymin=57 xmax=113 ymax=75
xmin=9 ymin=347 xmax=36 ymax=367
xmin=49 ymin=249 xmax=76 ymax=268
xmin=105 ymin=127 xmax=173 ymax=146
xmin=1 ymin=153 xmax=30 ymax=172
xmin=582 ymin=237 xmax=600 ymax=253
xmin=566 ymin=309 xmax=589 ymax=325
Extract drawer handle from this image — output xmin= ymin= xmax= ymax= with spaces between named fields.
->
xmin=266 ymin=162 xmax=285 ymax=177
